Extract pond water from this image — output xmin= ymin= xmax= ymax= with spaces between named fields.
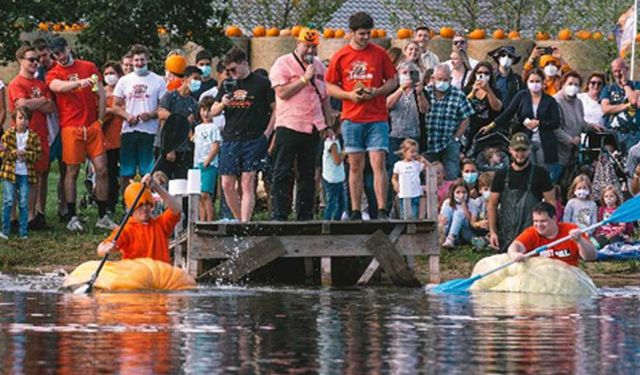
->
xmin=0 ymin=274 xmax=639 ymax=374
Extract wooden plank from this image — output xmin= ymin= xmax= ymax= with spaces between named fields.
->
xmin=364 ymin=230 xmax=421 ymax=287
xmin=429 ymin=255 xmax=441 ymax=284
xmin=424 ymin=166 xmax=438 ymax=221
xmin=189 ymin=232 xmax=439 ymax=259
xmin=357 ymin=224 xmax=406 ymax=285
xmin=321 ymin=257 xmax=331 ymax=287
xmin=197 ymin=236 xmax=286 ymax=281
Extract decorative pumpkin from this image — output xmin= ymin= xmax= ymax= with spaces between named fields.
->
xmin=38 ymin=22 xmax=49 ymax=31
xmin=335 ymin=29 xmax=345 ymax=38
xmin=225 ymin=25 xmax=242 ymax=37
xmin=558 ymin=28 xmax=572 ymax=40
xmin=280 ymin=29 xmax=291 ymax=36
xmin=266 ymin=27 xmax=280 ymax=37
xmin=468 ymin=29 xmax=486 ymax=40
xmin=592 ymin=31 xmax=603 ymax=41
xmin=371 ymin=29 xmax=379 ymax=38
xmin=157 ymin=26 xmax=167 ymax=35
xmin=291 ymin=25 xmax=302 ymax=37
xmin=493 ymin=29 xmax=506 ymax=39
xmin=52 ymin=23 xmax=63 ymax=32
xmin=440 ymin=27 xmax=455 ymax=39
xmin=535 ymin=31 xmax=550 ymax=41
xmin=508 ymin=30 xmax=521 ymax=40
xmin=429 ymin=29 xmax=436 ymax=38
xmin=576 ymin=30 xmax=591 ymax=40
xmin=636 ymin=34 xmax=640 ymax=42
xmin=323 ymin=28 xmax=335 ymax=38
xmin=397 ymin=28 xmax=412 ymax=39
xmin=253 ymin=26 xmax=266 ymax=37
xmin=377 ymin=29 xmax=387 ymax=38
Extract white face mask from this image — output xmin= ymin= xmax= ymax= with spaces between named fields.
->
xmin=435 ymin=80 xmax=450 ymax=92
xmin=104 ymin=73 xmax=118 ymax=86
xmin=482 ymin=190 xmax=491 ymax=200
xmin=476 ymin=73 xmax=490 ymax=82
xmin=454 ymin=193 xmax=467 ymax=203
xmin=544 ymin=64 xmax=559 ymax=77
xmin=564 ymin=84 xmax=580 ymax=97
xmin=528 ymin=82 xmax=542 ymax=93
xmin=604 ymin=197 xmax=617 ymax=207
xmin=499 ymin=56 xmax=512 ymax=69
xmin=575 ymin=188 xmax=589 ymax=199
xmin=400 ymin=74 xmax=411 ymax=86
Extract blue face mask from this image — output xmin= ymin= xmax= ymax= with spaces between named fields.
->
xmin=199 ymin=65 xmax=212 ymax=77
xmin=463 ymin=172 xmax=478 ymax=185
xmin=189 ymin=79 xmax=202 ymax=92
xmin=435 ymin=80 xmax=450 ymax=92
xmin=134 ymin=65 xmax=148 ymax=76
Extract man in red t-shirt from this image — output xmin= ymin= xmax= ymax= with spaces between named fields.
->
xmin=8 ymin=45 xmax=55 ymax=229
xmin=508 ymin=202 xmax=597 ymax=267
xmin=45 ymin=36 xmax=114 ymax=232
xmin=326 ymin=12 xmax=397 ymax=220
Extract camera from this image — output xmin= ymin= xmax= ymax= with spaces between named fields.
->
xmin=223 ymin=78 xmax=238 ymax=98
xmin=538 ymin=46 xmax=554 ymax=55
xmin=303 ymin=54 xmax=314 ymax=65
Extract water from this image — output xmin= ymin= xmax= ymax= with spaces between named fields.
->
xmin=0 ymin=275 xmax=639 ymax=374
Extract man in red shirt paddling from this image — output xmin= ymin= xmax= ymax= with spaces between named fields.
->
xmin=508 ymin=202 xmax=597 ymax=267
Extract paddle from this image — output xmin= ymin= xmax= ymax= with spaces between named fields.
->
xmin=72 ymin=114 xmax=191 ymax=294
xmin=432 ymin=194 xmax=640 ymax=294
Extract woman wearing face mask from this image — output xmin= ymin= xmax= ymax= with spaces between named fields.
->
xmin=463 ymin=62 xmax=503 ymax=146
xmin=102 ymin=61 xmax=125 ymax=215
xmin=524 ymin=46 xmax=570 ymax=95
xmin=554 ymin=71 xmax=604 ymax=181
xmin=480 ymin=68 xmax=562 ymax=183
xmin=449 ymin=50 xmax=471 ymax=89
xmin=387 ymin=61 xmax=429 ymax=166
xmin=461 ymin=159 xmax=480 ymax=198
xmin=489 ymin=46 xmax=524 ymax=109
xmin=577 ymin=72 xmax=606 ymax=127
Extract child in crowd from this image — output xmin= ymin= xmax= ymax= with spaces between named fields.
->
xmin=594 ymin=185 xmax=633 ymax=247
xmin=553 ymin=184 xmax=565 ymax=221
xmin=563 ymin=174 xmax=598 ymax=231
xmin=0 ymin=107 xmax=41 ymax=239
xmin=322 ymin=124 xmax=346 ymax=220
xmin=193 ymin=97 xmax=223 ymax=221
xmin=439 ymin=179 xmax=474 ymax=248
xmin=470 ymin=172 xmax=494 ymax=249
xmin=432 ymin=161 xmax=453 ymax=208
xmin=152 ymin=170 xmax=169 ymax=216
xmin=478 ymin=147 xmax=507 ymax=172
xmin=392 ymin=139 xmax=430 ymax=219
xmin=461 ymin=158 xmax=479 ymax=198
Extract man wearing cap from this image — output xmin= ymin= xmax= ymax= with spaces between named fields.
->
xmin=488 ymin=46 xmax=524 ymax=109
xmin=112 ymin=44 xmax=167 ymax=192
xmin=45 ymin=36 xmax=112 ymax=232
xmin=488 ymin=132 xmax=556 ymax=252
xmin=524 ymin=46 xmax=570 ymax=95
xmin=97 ymin=173 xmax=181 ymax=263
xmin=268 ymin=27 xmax=333 ymax=221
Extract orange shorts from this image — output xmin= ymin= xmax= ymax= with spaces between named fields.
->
xmin=61 ymin=121 xmax=107 ymax=165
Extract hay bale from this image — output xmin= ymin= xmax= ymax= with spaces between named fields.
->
xmin=318 ymin=38 xmax=350 ymax=62
xmin=533 ymin=40 xmax=614 ymax=80
xmin=250 ymin=37 xmax=296 ymax=71
xmin=468 ymin=40 xmax=535 ymax=74
xmin=429 ymin=37 xmax=454 ymax=62
xmin=371 ymin=38 xmax=391 ymax=50
xmin=230 ymin=36 xmax=250 ymax=59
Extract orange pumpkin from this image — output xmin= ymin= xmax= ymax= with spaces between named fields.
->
xmin=493 ymin=29 xmax=506 ymax=39
xmin=558 ymin=28 xmax=572 ymax=40
xmin=38 ymin=22 xmax=49 ymax=31
xmin=266 ymin=27 xmax=280 ymax=37
xmin=377 ymin=29 xmax=387 ymax=38
xmin=508 ymin=30 xmax=521 ymax=40
xmin=253 ymin=26 xmax=266 ymax=37
xmin=323 ymin=28 xmax=335 ymax=38
xmin=280 ymin=29 xmax=291 ymax=36
xmin=468 ymin=29 xmax=486 ymax=40
xmin=397 ymin=28 xmax=412 ymax=39
xmin=52 ymin=23 xmax=63 ymax=32
xmin=636 ymin=34 xmax=640 ymax=42
xmin=225 ymin=25 xmax=242 ymax=37
xmin=535 ymin=31 xmax=550 ymax=41
xmin=335 ymin=29 xmax=345 ymax=38
xmin=157 ymin=26 xmax=167 ymax=35
xmin=429 ymin=29 xmax=436 ymax=38
xmin=291 ymin=25 xmax=302 ymax=37
xmin=371 ymin=29 xmax=379 ymax=38
xmin=440 ymin=27 xmax=455 ymax=39
xmin=592 ymin=31 xmax=603 ymax=41
xmin=576 ymin=30 xmax=591 ymax=40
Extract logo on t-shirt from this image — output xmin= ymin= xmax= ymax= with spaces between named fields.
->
xmin=67 ymin=73 xmax=80 ymax=81
xmin=130 ymin=84 xmax=149 ymax=100
xmin=348 ymin=61 xmax=373 ymax=82
xmin=540 ymin=248 xmax=571 ymax=259
xmin=30 ymin=86 xmax=43 ymax=99
xmin=228 ymin=89 xmax=252 ymax=108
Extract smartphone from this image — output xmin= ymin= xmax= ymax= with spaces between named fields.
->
xmin=303 ymin=54 xmax=314 ymax=65
xmin=223 ymin=78 xmax=238 ymax=98
xmin=409 ymin=70 xmax=420 ymax=85
xmin=538 ymin=46 xmax=553 ymax=55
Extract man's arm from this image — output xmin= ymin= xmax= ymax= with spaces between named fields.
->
xmin=601 ymin=98 xmax=629 ymax=115
xmin=264 ymin=103 xmax=276 ymax=138
xmin=488 ymin=192 xmax=500 ymax=248
xmin=97 ymin=81 xmax=106 ymax=120
xmin=507 ymin=240 xmax=527 ymax=262
xmin=144 ymin=174 xmax=181 ymax=215
xmin=112 ymin=96 xmax=135 ymax=122
xmin=14 ymin=97 xmax=54 ymax=113
xmin=327 ymin=82 xmax=363 ymax=102
xmin=48 ymin=77 xmax=93 ymax=93
xmin=570 ymin=228 xmax=597 ymax=261
xmin=542 ymin=189 xmax=556 ymax=206
xmin=157 ymin=107 xmax=171 ymax=122
xmin=454 ymin=118 xmax=470 ymax=139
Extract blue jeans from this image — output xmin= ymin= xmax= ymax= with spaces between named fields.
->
xmin=323 ymin=179 xmax=345 ymax=220
xmin=443 ymin=209 xmax=473 ymax=244
xmin=399 ymin=196 xmax=420 ymax=219
xmin=425 ymin=140 xmax=460 ymax=181
xmin=3 ymin=176 xmax=29 ymax=237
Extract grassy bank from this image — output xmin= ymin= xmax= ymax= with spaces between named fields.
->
xmin=0 ymin=167 xmax=639 ymax=287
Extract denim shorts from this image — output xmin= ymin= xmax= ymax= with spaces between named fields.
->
xmin=342 ymin=120 xmax=389 ymax=153
xmin=198 ymin=163 xmax=218 ymax=195
xmin=219 ymin=135 xmax=268 ymax=175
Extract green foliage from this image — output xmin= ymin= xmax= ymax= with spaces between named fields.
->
xmin=228 ymin=0 xmax=346 ymax=29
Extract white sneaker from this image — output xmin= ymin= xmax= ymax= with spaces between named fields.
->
xmin=66 ymin=216 xmax=84 ymax=232
xmin=0 ymin=232 xmax=7 ymax=240
xmin=96 ymin=215 xmax=118 ymax=230
xmin=442 ymin=236 xmax=456 ymax=248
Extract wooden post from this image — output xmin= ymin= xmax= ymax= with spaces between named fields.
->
xmin=425 ymin=166 xmax=438 ymax=221
xmin=321 ymin=257 xmax=332 ymax=287
xmin=402 ymin=198 xmax=413 ymax=220
xmin=429 ymin=255 xmax=440 ymax=284
xmin=357 ymin=224 xmax=405 ymax=285
xmin=186 ymin=194 xmax=200 ymax=277
xmin=365 ymin=229 xmax=421 ymax=287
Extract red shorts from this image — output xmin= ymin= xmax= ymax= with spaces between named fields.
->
xmin=61 ymin=121 xmax=106 ymax=165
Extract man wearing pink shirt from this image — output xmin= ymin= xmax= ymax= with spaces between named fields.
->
xmin=268 ymin=28 xmax=334 ymax=221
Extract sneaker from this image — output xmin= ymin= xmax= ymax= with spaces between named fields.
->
xmin=66 ymin=216 xmax=84 ymax=232
xmin=350 ymin=210 xmax=362 ymax=221
xmin=96 ymin=215 xmax=118 ymax=230
xmin=442 ymin=236 xmax=456 ymax=248
xmin=377 ymin=209 xmax=388 ymax=220
xmin=28 ymin=213 xmax=47 ymax=231
xmin=471 ymin=236 xmax=487 ymax=251
xmin=0 ymin=232 xmax=7 ymax=240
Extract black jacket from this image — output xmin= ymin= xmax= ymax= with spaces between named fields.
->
xmin=493 ymin=70 xmax=524 ymax=109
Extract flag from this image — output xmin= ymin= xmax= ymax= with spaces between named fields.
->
xmin=615 ymin=5 xmax=636 ymax=58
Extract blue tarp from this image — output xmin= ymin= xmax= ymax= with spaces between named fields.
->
xmin=597 ymin=241 xmax=640 ymax=261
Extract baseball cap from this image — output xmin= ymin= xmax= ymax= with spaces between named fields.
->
xmin=510 ymin=132 xmax=531 ymax=150
xmin=49 ymin=36 xmax=68 ymax=53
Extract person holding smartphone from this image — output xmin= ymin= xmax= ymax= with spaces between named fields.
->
xmin=523 ymin=45 xmax=571 ymax=95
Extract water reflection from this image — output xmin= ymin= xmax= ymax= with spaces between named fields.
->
xmin=0 ymin=281 xmax=639 ymax=374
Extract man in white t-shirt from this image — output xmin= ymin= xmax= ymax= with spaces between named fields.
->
xmin=113 ymin=44 xmax=167 ymax=189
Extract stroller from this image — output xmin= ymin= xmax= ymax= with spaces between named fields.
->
xmin=79 ymin=160 xmax=97 ymax=209
xmin=465 ymin=130 xmax=511 ymax=172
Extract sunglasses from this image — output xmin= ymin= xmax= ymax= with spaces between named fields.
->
xmin=589 ymin=80 xmax=603 ymax=86
xmin=453 ymin=40 xmax=466 ymax=45
xmin=24 ymin=57 xmax=39 ymax=63
xmin=476 ymin=70 xmax=491 ymax=75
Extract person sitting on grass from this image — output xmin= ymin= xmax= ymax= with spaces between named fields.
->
xmin=97 ymin=173 xmax=181 ymax=264
xmin=439 ymin=178 xmax=474 ymax=248
xmin=0 ymin=107 xmax=42 ymax=239
xmin=469 ymin=171 xmax=494 ymax=249
xmin=508 ymin=201 xmax=597 ymax=267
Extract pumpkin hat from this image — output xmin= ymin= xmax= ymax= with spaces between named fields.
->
xmin=165 ymin=54 xmax=187 ymax=76
xmin=298 ymin=27 xmax=320 ymax=45
xmin=488 ymin=46 xmax=521 ymax=65
xmin=539 ymin=54 xmax=559 ymax=68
